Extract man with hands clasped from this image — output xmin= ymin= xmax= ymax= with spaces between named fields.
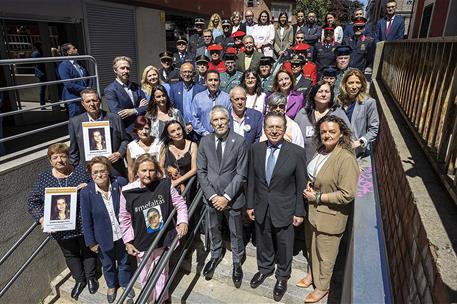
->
xmin=197 ymin=105 xmax=248 ymax=287
xmin=247 ymin=112 xmax=307 ymax=302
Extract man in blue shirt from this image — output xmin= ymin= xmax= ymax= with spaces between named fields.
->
xmin=191 ymin=70 xmax=231 ymax=137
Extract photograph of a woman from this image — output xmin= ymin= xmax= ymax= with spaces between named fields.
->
xmin=50 ymin=195 xmax=71 ymax=221
xmin=144 ymin=207 xmax=163 ymax=233
xmin=89 ymin=128 xmax=106 ymax=151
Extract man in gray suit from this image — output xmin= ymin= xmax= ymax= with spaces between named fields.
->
xmin=68 ymin=88 xmax=129 ymax=177
xmin=197 ymin=105 xmax=248 ymax=287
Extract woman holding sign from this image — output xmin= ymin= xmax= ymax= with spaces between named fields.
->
xmin=27 ymin=143 xmax=98 ymax=300
xmin=119 ymin=154 xmax=188 ymax=302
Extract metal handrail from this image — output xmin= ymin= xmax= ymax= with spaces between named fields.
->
xmin=0 ymin=236 xmax=52 ymax=298
xmin=136 ymin=189 xmax=204 ymax=304
xmin=0 ymin=55 xmax=100 ymax=145
xmin=156 ymin=194 xmax=206 ymax=304
xmin=0 ymin=222 xmax=39 ymax=266
xmin=116 ymin=176 xmax=197 ymax=304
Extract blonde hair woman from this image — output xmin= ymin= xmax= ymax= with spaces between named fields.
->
xmin=337 ymin=68 xmax=379 ymax=157
xmin=231 ymin=11 xmax=243 ymax=33
xmin=140 ymin=65 xmax=171 ymax=101
xmin=208 ymin=13 xmax=223 ymax=39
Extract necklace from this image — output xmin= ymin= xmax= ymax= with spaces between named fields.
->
xmin=56 ymin=176 xmax=69 ymax=188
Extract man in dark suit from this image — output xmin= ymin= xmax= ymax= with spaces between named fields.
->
xmin=58 ymin=42 xmax=92 ymax=118
xmin=173 ymin=36 xmax=194 ymax=68
xmin=104 ymin=56 xmax=148 ymax=139
xmin=247 ymin=112 xmax=306 ymax=302
xmin=300 ymin=12 xmax=322 ymax=46
xmin=229 ymin=86 xmax=262 ymax=144
xmin=197 ymin=105 xmax=248 ymax=287
xmin=69 ymin=88 xmax=129 ymax=177
xmin=375 ymin=0 xmax=405 ymax=42
xmin=236 ymin=35 xmax=262 ymax=72
xmin=169 ymin=62 xmax=206 ymax=140
xmin=196 ymin=29 xmax=214 ymax=57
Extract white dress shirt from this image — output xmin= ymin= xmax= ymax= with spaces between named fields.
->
xmin=95 ymin=183 xmax=123 ymax=242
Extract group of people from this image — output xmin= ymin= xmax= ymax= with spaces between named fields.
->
xmin=26 ymin=4 xmax=389 ymax=304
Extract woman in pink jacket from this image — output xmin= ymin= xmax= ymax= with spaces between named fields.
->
xmin=119 ymin=153 xmax=188 ymax=302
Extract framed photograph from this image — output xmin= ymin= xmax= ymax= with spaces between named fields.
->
xmin=43 ymin=187 xmax=78 ymax=233
xmin=82 ymin=121 xmax=112 ymax=160
xmin=143 ymin=206 xmax=164 ymax=234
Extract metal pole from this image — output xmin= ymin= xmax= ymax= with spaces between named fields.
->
xmin=0 ymin=236 xmax=51 ymax=298
xmin=0 ymin=222 xmax=38 ymax=266
xmin=116 ymin=178 xmax=197 ymax=304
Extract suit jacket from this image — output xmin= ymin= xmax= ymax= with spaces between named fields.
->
xmin=197 ymin=130 xmax=248 ymax=210
xmin=159 ymin=67 xmax=180 ymax=84
xmin=348 ymin=97 xmax=379 ymax=155
xmin=274 ymin=26 xmax=293 ymax=55
xmin=169 ymin=81 xmax=206 ymax=124
xmin=58 ymin=60 xmax=91 ymax=101
xmin=196 ymin=45 xmax=210 ymax=57
xmin=173 ymin=51 xmax=194 ymax=67
xmin=104 ymin=80 xmax=147 ymax=137
xmin=80 ymin=177 xmax=128 ymax=252
xmin=307 ymin=146 xmax=359 ymax=235
xmin=236 ymin=50 xmax=262 ymax=72
xmin=68 ymin=110 xmax=128 ymax=176
xmin=376 ymin=15 xmax=405 ymax=42
xmin=229 ymin=108 xmax=263 ymax=144
xmin=300 ymin=24 xmax=322 ymax=45
xmin=247 ymin=140 xmax=307 ymax=227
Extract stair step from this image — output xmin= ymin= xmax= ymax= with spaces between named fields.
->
xmin=172 ymin=235 xmax=321 ymax=304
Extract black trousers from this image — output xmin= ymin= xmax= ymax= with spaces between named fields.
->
xmin=255 ymin=209 xmax=294 ymax=280
xmin=57 ymin=236 xmax=97 ymax=282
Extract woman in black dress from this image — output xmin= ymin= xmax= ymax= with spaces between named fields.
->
xmin=159 ymin=120 xmax=197 ymax=197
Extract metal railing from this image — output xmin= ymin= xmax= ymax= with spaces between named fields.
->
xmin=0 ymin=222 xmax=52 ymax=298
xmin=375 ymin=38 xmax=457 ymax=203
xmin=117 ymin=176 xmax=199 ymax=304
xmin=0 ymin=55 xmax=100 ymax=144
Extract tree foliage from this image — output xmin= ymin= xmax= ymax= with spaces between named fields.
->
xmin=295 ymin=0 xmax=364 ymax=26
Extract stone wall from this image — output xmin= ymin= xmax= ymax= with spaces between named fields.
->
xmin=371 ymin=83 xmax=456 ymax=303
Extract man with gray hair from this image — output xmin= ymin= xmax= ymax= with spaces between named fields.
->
xmin=104 ymin=56 xmax=148 ymax=138
xmin=236 ymin=35 xmax=262 ymax=72
xmin=197 ymin=105 xmax=248 ymax=287
xmin=260 ymin=92 xmax=304 ymax=147
xmin=229 ymin=86 xmax=263 ymax=144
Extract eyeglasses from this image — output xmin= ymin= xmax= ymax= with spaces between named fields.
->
xmin=270 ymin=104 xmax=286 ymax=109
xmin=92 ymin=170 xmax=108 ymax=176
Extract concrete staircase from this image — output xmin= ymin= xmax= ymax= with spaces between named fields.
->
xmin=44 ymin=234 xmax=342 ymax=303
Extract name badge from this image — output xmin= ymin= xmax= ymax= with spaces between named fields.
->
xmin=306 ymin=126 xmax=314 ymax=137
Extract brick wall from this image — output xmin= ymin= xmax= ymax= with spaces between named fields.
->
xmin=373 ymin=104 xmax=450 ymax=303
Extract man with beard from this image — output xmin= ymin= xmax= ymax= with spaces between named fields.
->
xmin=236 ymin=35 xmax=262 ymax=72
xmin=220 ymin=51 xmax=243 ymax=93
xmin=104 ymin=56 xmax=148 ymax=138
xmin=375 ymin=0 xmax=405 ymax=42
xmin=215 ymin=19 xmax=235 ymax=50
xmin=243 ymin=10 xmax=256 ymax=36
xmin=300 ymin=12 xmax=322 ymax=46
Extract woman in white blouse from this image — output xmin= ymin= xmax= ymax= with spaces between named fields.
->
xmin=126 ymin=116 xmax=161 ymax=182
xmin=252 ymin=10 xmax=275 ymax=57
xmin=240 ymin=69 xmax=266 ymax=114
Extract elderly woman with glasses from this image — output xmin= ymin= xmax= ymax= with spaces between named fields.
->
xmin=27 ymin=143 xmax=97 ymax=300
xmin=260 ymin=92 xmax=304 ymax=147
xmin=80 ymin=156 xmax=133 ymax=303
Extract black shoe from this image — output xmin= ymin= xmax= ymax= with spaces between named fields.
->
xmin=203 ymin=257 xmax=223 ymax=278
xmin=232 ymin=263 xmax=243 ymax=288
xmin=87 ymin=278 xmax=99 ymax=294
xmin=250 ymin=271 xmax=272 ymax=289
xmin=273 ymin=279 xmax=287 ymax=302
xmin=107 ymin=288 xmax=117 ymax=303
xmin=71 ymin=281 xmax=86 ymax=300
xmin=127 ymin=288 xmax=135 ymax=298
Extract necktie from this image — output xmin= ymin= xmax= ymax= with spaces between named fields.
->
xmin=216 ymin=137 xmax=223 ymax=164
xmin=74 ymin=62 xmax=84 ymax=77
xmin=386 ymin=18 xmax=392 ymax=35
xmin=265 ymin=146 xmax=277 ymax=185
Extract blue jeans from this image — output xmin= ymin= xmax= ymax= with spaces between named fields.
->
xmin=99 ymin=239 xmax=131 ymax=288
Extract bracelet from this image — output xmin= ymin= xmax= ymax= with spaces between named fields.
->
xmin=315 ymin=192 xmax=321 ymax=205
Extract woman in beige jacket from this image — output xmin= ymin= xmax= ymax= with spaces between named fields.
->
xmin=274 ymin=12 xmax=293 ymax=59
xmin=300 ymin=115 xmax=360 ymax=303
